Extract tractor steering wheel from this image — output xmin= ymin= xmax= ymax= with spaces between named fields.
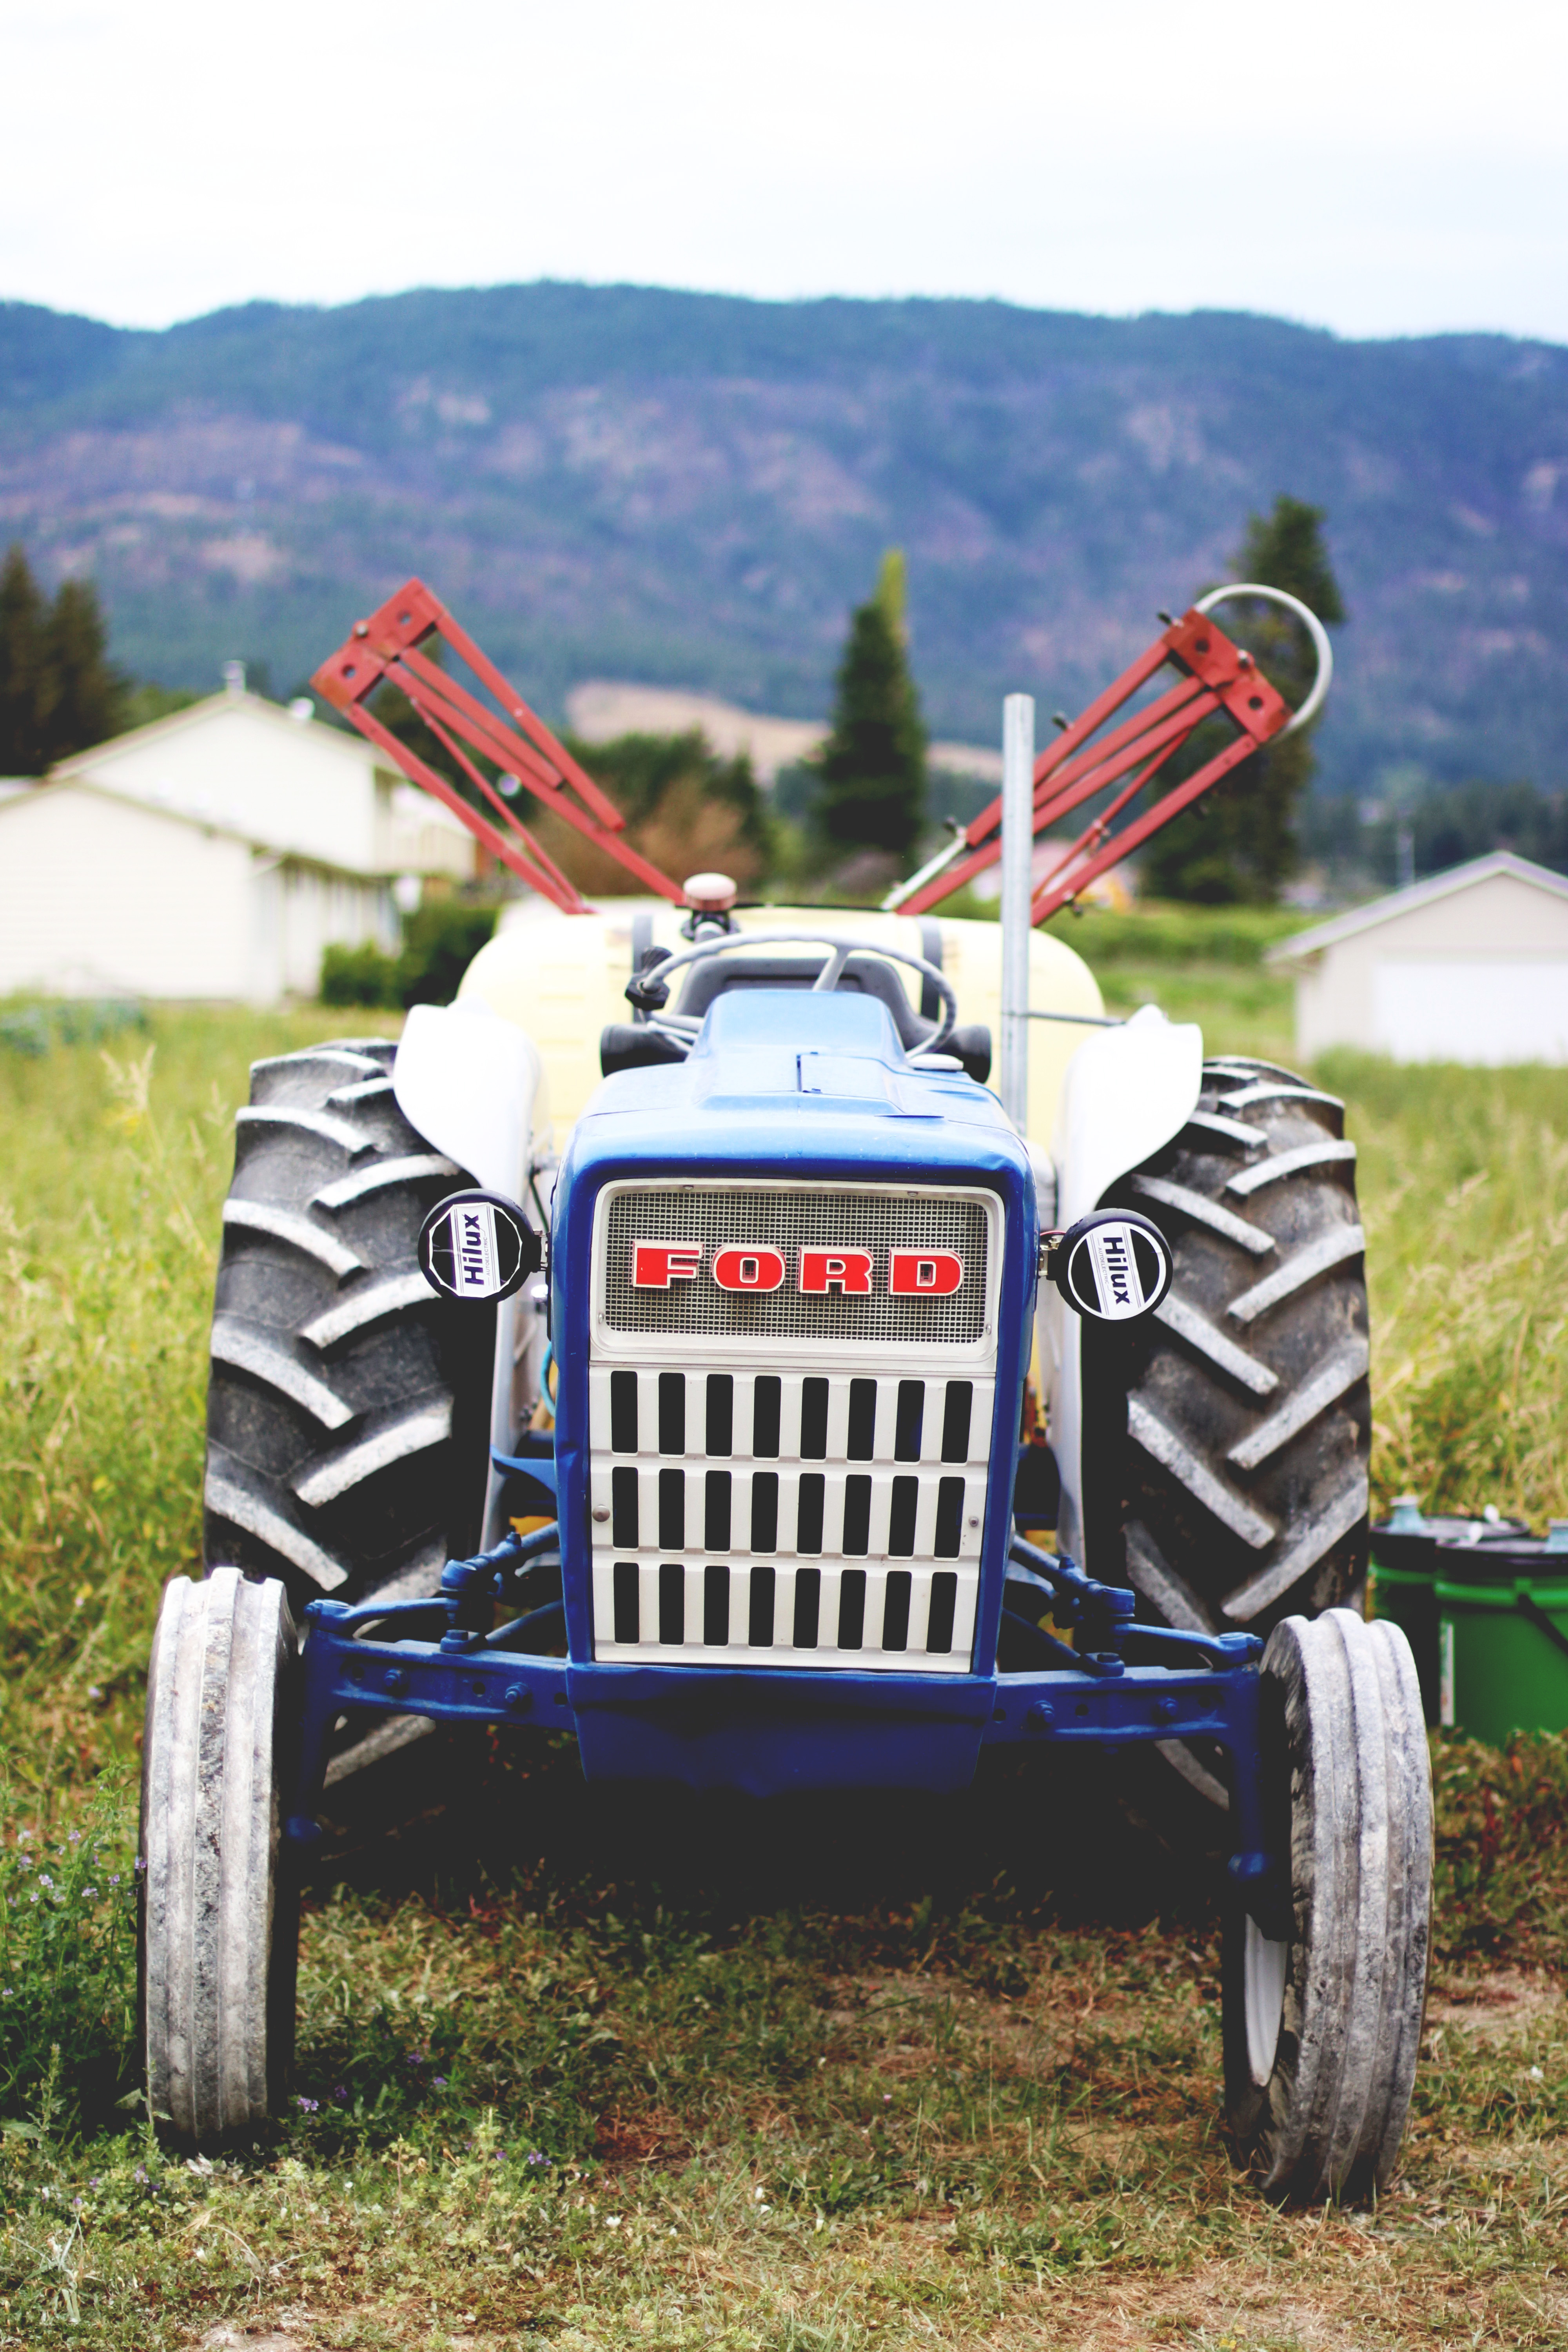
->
xmin=627 ymin=930 xmax=961 ymax=1058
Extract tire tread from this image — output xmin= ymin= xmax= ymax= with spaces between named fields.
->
xmin=202 ymin=1039 xmax=490 ymax=1606
xmin=140 ymin=1570 xmax=297 ymax=2145
xmin=1103 ymin=1056 xmax=1372 ymax=1634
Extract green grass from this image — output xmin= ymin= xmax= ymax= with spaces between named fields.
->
xmin=1095 ymin=963 xmax=1296 ymax=1066
xmin=1050 ymin=903 xmax=1309 ymax=967
xmin=1 ymin=996 xmax=1566 ymax=2348
xmin=1051 ymin=898 xmax=1304 ymax=1064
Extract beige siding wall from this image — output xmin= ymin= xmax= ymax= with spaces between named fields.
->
xmin=256 ymin=865 xmax=397 ymax=1002
xmin=0 ymin=785 xmax=256 ymax=998
xmin=0 ymin=784 xmax=397 ymax=1004
xmin=380 ymin=781 xmax=477 ymax=880
xmin=1293 ymin=873 xmax=1568 ymax=1061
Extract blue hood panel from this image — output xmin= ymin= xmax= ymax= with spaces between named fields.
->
xmin=584 ymin=989 xmax=1017 ymax=1129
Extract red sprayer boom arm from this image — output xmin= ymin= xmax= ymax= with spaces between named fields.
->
xmin=312 ymin=579 xmax=686 ymax=913
xmin=889 ymin=586 xmax=1329 ymax=922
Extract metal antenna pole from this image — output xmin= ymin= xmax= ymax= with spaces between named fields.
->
xmin=999 ymin=693 xmax=1035 ymax=1131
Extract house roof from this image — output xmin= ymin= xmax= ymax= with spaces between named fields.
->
xmin=1265 ymin=851 xmax=1568 ymax=966
xmin=36 ymin=686 xmax=473 ymax=877
xmin=48 ymin=688 xmax=390 ymax=783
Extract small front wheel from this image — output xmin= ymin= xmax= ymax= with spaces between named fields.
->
xmin=139 ymin=1568 xmax=299 ymax=2146
xmin=1223 ymin=1608 xmax=1432 ymax=2204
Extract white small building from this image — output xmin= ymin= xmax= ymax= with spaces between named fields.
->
xmin=1267 ymin=851 xmax=1568 ymax=1064
xmin=0 ymin=682 xmax=475 ymax=1005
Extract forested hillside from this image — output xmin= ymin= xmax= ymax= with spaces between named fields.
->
xmin=2 ymin=285 xmax=1564 ymax=790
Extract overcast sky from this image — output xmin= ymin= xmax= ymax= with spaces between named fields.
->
xmin=4 ymin=0 xmax=1565 ymax=343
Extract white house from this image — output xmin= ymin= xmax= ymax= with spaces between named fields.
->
xmin=0 ymin=680 xmax=475 ymax=1005
xmin=1267 ymin=851 xmax=1568 ymax=1064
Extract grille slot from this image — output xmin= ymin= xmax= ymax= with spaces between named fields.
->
xmin=942 ymin=1383 xmax=973 ymax=1461
xmin=658 ymin=1373 xmax=685 ymax=1455
xmin=706 ymin=1375 xmax=733 ymax=1456
xmin=658 ymin=1466 xmax=685 ymax=1549
xmin=599 ymin=1183 xmax=992 ymax=1346
xmin=705 ymin=1469 xmax=731 ymax=1552
xmin=751 ymin=1472 xmax=779 ymax=1552
xmin=612 ymin=1465 xmax=638 ymax=1547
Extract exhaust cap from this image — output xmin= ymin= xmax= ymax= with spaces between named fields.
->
xmin=683 ymin=871 xmax=737 ymax=913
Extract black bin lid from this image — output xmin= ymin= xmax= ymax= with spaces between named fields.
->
xmin=1372 ymin=1510 xmax=1530 ymax=1572
xmin=1433 ymin=1532 xmax=1568 ymax=1584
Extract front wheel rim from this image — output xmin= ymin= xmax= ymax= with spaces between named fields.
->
xmin=1243 ymin=1914 xmax=1288 ymax=2087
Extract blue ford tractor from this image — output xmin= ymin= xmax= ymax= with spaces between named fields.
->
xmin=139 ymin=584 xmax=1432 ymax=2205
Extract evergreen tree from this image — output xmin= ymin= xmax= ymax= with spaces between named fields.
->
xmin=808 ymin=549 xmax=928 ymax=859
xmin=0 ymin=543 xmax=49 ymax=774
xmin=1141 ymin=497 xmax=1346 ymax=903
xmin=45 ymin=573 xmax=127 ymax=760
xmin=0 ymin=542 xmax=127 ymax=773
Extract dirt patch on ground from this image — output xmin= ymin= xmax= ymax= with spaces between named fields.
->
xmin=1426 ymin=1967 xmax=1565 ymax=2040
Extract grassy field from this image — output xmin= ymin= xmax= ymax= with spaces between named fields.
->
xmin=1 ymin=949 xmax=1566 ymax=2350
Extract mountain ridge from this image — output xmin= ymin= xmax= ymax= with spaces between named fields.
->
xmin=2 ymin=284 xmax=1564 ymax=789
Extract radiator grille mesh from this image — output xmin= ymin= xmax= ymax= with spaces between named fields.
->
xmin=601 ymin=1186 xmax=990 ymax=1344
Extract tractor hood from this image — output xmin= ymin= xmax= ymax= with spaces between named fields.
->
xmin=575 ymin=987 xmax=1021 ymax=1138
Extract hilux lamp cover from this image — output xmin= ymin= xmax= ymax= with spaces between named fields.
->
xmin=418 ymin=1189 xmax=541 ymax=1304
xmin=1049 ymin=1208 xmax=1172 ymax=1324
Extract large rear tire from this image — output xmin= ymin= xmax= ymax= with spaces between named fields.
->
xmin=1223 ymin=1608 xmax=1432 ymax=2204
xmin=1090 ymin=1055 xmax=1371 ymax=1635
xmin=140 ymin=1569 xmax=299 ymax=2147
xmin=202 ymin=1039 xmax=495 ymax=1609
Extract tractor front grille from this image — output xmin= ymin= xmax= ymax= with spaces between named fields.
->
xmin=597 ymin=1182 xmax=992 ymax=1347
xmin=587 ymin=1180 xmax=1002 ymax=1673
xmin=586 ymin=1365 xmax=993 ymax=1672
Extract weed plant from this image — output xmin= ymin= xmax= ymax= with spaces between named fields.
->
xmin=0 ymin=1000 xmax=147 ymax=1060
xmin=0 ymin=1778 xmax=135 ymax=2121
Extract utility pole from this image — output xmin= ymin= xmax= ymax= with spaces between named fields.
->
xmin=998 ymin=693 xmax=1035 ymax=1131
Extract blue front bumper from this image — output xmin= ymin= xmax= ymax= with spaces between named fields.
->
xmin=295 ymin=1596 xmax=1262 ymax=1799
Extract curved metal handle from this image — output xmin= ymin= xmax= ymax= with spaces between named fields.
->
xmin=1193 ymin=582 xmax=1334 ymax=738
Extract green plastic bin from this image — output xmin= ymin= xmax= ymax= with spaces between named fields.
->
xmin=1369 ymin=1498 xmax=1528 ymax=1728
xmin=1436 ymin=1526 xmax=1568 ymax=1743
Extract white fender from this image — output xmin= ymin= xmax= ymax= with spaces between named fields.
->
xmin=393 ymin=996 xmax=544 ymax=1201
xmin=1041 ymin=1005 xmax=1203 ymax=1570
xmin=393 ymin=997 xmax=549 ymax=1544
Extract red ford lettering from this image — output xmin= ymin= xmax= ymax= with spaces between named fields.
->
xmin=798 ymin=1247 xmax=873 ymax=1295
xmin=888 ymin=1248 xmax=964 ymax=1296
xmin=712 ymin=1244 xmax=786 ymax=1292
xmin=632 ymin=1241 xmax=702 ymax=1289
